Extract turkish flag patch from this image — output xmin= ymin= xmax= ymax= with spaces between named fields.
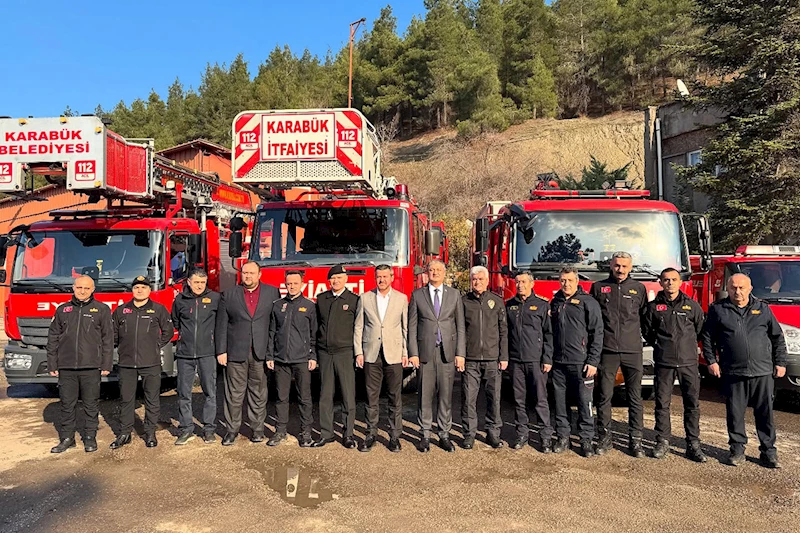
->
xmin=63 ymin=306 xmax=73 ymax=313
xmin=601 ymin=286 xmax=611 ymax=293
xmin=656 ymin=304 xmax=667 ymax=311
xmin=123 ymin=308 xmax=133 ymax=314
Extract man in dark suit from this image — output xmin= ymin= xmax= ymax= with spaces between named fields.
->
xmin=215 ymin=260 xmax=280 ymax=445
xmin=408 ymin=259 xmax=466 ymax=453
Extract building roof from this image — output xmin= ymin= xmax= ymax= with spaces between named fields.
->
xmin=158 ymin=138 xmax=231 ymax=157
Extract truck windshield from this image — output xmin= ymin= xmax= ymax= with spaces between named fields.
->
xmin=727 ymin=261 xmax=800 ymax=302
xmin=513 ymin=211 xmax=689 ymax=276
xmin=253 ymin=207 xmax=409 ymax=266
xmin=11 ymin=230 xmax=164 ymax=292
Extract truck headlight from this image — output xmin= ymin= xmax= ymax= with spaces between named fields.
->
xmin=780 ymin=324 xmax=800 ymax=355
xmin=4 ymin=353 xmax=33 ymax=370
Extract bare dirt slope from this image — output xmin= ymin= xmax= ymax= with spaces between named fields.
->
xmin=385 ymin=112 xmax=645 ymax=218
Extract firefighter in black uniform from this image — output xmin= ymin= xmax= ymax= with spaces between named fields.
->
xmin=590 ymin=251 xmax=648 ymax=458
xmin=643 ymin=268 xmax=706 ymax=462
xmin=47 ymin=275 xmax=114 ymax=453
xmin=701 ymin=273 xmax=787 ymax=468
xmin=461 ymin=265 xmax=508 ymax=449
xmin=550 ymin=266 xmax=604 ymax=457
xmin=267 ymin=270 xmax=317 ymax=447
xmin=110 ymin=276 xmax=173 ymax=449
xmin=313 ymin=264 xmax=360 ymax=449
xmin=506 ymin=271 xmax=553 ymax=452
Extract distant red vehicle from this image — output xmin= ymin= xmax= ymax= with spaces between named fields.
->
xmin=0 ymin=116 xmax=252 ymax=384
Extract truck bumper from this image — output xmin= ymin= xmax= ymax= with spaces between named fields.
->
xmin=3 ymin=341 xmax=177 ymax=385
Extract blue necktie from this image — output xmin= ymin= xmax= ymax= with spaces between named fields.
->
xmin=434 ymin=288 xmax=442 ymax=345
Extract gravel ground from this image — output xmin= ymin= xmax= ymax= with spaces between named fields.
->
xmin=0 ymin=370 xmax=798 ymax=533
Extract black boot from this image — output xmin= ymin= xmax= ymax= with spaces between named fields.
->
xmin=109 ymin=433 xmax=132 ymax=450
xmin=51 ymin=437 xmax=76 ymax=454
xmin=83 ymin=435 xmax=98 ymax=453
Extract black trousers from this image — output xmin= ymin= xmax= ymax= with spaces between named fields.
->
xmin=58 ymin=368 xmax=101 ymax=439
xmin=176 ymin=356 xmax=218 ymax=434
xmin=654 ymin=365 xmax=700 ymax=445
xmin=223 ymin=351 xmax=267 ymax=435
xmin=723 ymin=374 xmax=776 ymax=454
xmin=417 ymin=346 xmax=455 ymax=439
xmin=511 ymin=361 xmax=552 ymax=442
xmin=274 ymin=362 xmax=313 ymax=436
xmin=364 ymin=351 xmax=403 ymax=439
xmin=119 ymin=365 xmax=161 ymax=435
xmin=597 ymin=351 xmax=643 ymax=439
xmin=460 ymin=360 xmax=501 ymax=440
xmin=318 ymin=350 xmax=356 ymax=439
xmin=552 ymin=363 xmax=594 ymax=442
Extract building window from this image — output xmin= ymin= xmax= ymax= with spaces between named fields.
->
xmin=686 ymin=150 xmax=702 ymax=167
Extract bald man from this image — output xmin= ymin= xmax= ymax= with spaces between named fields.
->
xmin=702 ymin=274 xmax=787 ymax=468
xmin=46 ymin=276 xmax=114 ymax=453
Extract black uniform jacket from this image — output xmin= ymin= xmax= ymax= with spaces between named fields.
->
xmin=269 ymin=295 xmax=318 ymax=364
xmin=506 ymin=293 xmax=553 ymax=364
xmin=701 ymin=296 xmax=787 ymax=377
xmin=215 ymin=283 xmax=280 ymax=363
xmin=550 ymin=287 xmax=604 ymax=367
xmin=315 ymin=289 xmax=359 ymax=355
xmin=171 ymin=285 xmax=220 ymax=358
xmin=462 ymin=290 xmax=508 ymax=362
xmin=643 ymin=290 xmax=704 ymax=367
xmin=590 ymin=276 xmax=647 ymax=354
xmin=47 ymin=296 xmax=114 ymax=372
xmin=113 ymin=299 xmax=173 ymax=368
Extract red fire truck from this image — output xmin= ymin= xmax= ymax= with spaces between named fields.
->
xmin=0 ymin=116 xmax=252 ymax=384
xmin=472 ymin=183 xmax=713 ymax=389
xmin=692 ymin=246 xmax=800 ymax=389
xmin=226 ymin=108 xmax=447 ymax=297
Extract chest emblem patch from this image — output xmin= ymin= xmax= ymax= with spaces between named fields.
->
xmin=63 ymin=306 xmax=73 ymax=313
xmin=752 ymin=309 xmax=761 ymax=315
xmin=629 ymin=289 xmax=638 ymax=295
xmin=488 ymin=300 xmax=495 ymax=309
xmin=342 ymin=304 xmax=349 ymax=311
xmin=570 ymin=299 xmax=581 ymax=305
xmin=530 ymin=305 xmax=538 ymax=311
xmin=202 ymin=298 xmax=212 ymax=304
xmin=656 ymin=304 xmax=667 ymax=311
xmin=299 ymin=307 xmax=307 ymax=312
xmin=601 ymin=286 xmax=611 ymax=293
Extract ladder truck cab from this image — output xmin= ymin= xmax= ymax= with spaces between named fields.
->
xmin=692 ymin=245 xmax=800 ymax=389
xmin=472 ymin=181 xmax=713 ymax=390
xmin=0 ymin=116 xmax=252 ymax=384
xmin=227 ymin=108 xmax=447 ymax=299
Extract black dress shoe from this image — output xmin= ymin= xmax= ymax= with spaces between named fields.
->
xmin=417 ymin=438 xmax=430 ymax=453
xmin=51 ymin=438 xmax=76 ymax=454
xmin=439 ymin=437 xmax=455 ymax=453
xmin=343 ymin=436 xmax=357 ymax=449
xmin=486 ymin=436 xmax=504 ymax=449
xmin=145 ymin=434 xmax=158 ymax=448
xmin=249 ymin=433 xmax=265 ymax=443
xmin=387 ymin=438 xmax=402 ymax=453
xmin=221 ymin=433 xmax=237 ymax=446
xmin=298 ymin=435 xmax=314 ymax=448
xmin=268 ymin=433 xmax=287 ymax=447
xmin=359 ymin=435 xmax=376 ymax=452
xmin=312 ymin=437 xmax=335 ymax=448
xmin=462 ymin=437 xmax=475 ymax=450
xmin=83 ymin=436 xmax=98 ymax=453
xmin=109 ymin=433 xmax=131 ymax=450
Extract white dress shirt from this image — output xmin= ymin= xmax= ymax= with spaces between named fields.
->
xmin=377 ymin=288 xmax=392 ymax=321
xmin=428 ymin=283 xmax=444 ymax=312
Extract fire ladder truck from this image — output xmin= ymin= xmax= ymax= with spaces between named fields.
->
xmin=0 ymin=115 xmax=252 ymax=384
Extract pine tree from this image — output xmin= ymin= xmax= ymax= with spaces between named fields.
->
xmin=679 ymin=0 xmax=800 ymax=250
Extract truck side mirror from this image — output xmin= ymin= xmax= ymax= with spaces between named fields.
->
xmin=0 ymin=236 xmax=8 ymax=268
xmin=229 ymin=232 xmax=243 ymax=258
xmin=188 ymin=234 xmax=203 ymax=264
xmin=424 ymin=229 xmax=441 ymax=256
xmin=229 ymin=216 xmax=246 ymax=232
xmin=696 ymin=216 xmax=713 ymax=271
xmin=475 ymin=218 xmax=489 ymax=253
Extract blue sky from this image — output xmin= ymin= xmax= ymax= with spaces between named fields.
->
xmin=0 ymin=0 xmax=426 ymax=118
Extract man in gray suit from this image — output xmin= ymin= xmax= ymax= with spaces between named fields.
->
xmin=408 ymin=259 xmax=466 ymax=453
xmin=354 ymin=264 xmax=408 ymax=452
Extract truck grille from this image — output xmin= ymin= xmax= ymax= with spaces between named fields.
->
xmin=17 ymin=318 xmax=51 ymax=347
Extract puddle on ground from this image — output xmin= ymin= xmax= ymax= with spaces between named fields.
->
xmin=263 ymin=466 xmax=336 ymax=508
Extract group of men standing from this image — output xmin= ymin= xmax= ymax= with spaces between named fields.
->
xmin=46 ymin=253 xmax=787 ymax=468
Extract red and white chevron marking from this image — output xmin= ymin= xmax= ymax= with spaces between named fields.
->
xmin=233 ymin=113 xmax=260 ymax=179
xmin=334 ymin=110 xmax=363 ymax=176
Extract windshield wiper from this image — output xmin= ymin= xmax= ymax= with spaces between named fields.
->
xmin=96 ymin=276 xmax=135 ymax=292
xmin=15 ymin=279 xmax=71 ymax=293
xmin=261 ymin=260 xmax=313 ymax=267
xmin=630 ymin=265 xmax=661 ymax=277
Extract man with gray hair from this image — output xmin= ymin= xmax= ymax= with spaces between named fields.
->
xmin=460 ymin=265 xmax=508 ymax=449
xmin=701 ymin=273 xmax=787 ymax=468
xmin=408 ymin=259 xmax=466 ymax=453
xmin=590 ymin=251 xmax=648 ymax=458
